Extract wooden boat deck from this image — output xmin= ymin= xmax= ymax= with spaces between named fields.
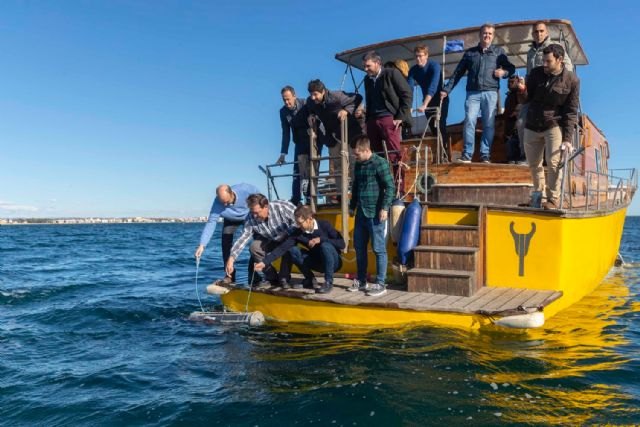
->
xmin=214 ymin=276 xmax=562 ymax=316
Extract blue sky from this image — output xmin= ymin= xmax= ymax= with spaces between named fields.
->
xmin=1 ymin=1 xmax=639 ymax=217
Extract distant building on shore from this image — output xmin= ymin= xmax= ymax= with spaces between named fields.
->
xmin=0 ymin=217 xmax=207 ymax=225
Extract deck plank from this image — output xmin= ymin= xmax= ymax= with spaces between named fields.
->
xmin=482 ymin=288 xmax=527 ymax=311
xmin=464 ymin=287 xmax=509 ymax=311
xmin=449 ymin=287 xmax=492 ymax=308
xmin=431 ymin=295 xmax=467 ymax=309
xmin=390 ymin=292 xmax=424 ymax=305
xmin=522 ymin=290 xmax=562 ymax=308
xmin=219 ymin=278 xmax=563 ymax=315
xmin=495 ymin=289 xmax=539 ymax=311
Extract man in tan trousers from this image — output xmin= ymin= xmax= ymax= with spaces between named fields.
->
xmin=523 ymin=43 xmax=580 ymax=209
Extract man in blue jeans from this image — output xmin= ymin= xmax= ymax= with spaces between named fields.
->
xmin=441 ymin=23 xmax=515 ymax=163
xmin=255 ymin=205 xmax=345 ymax=294
xmin=348 ymin=135 xmax=395 ymax=297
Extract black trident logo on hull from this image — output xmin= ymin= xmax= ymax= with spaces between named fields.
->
xmin=510 ymin=222 xmax=536 ymax=276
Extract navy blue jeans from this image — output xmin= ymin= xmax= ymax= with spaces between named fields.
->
xmin=463 ymin=90 xmax=498 ymax=160
xmin=354 ymin=212 xmax=387 ymax=284
xmin=289 ymin=242 xmax=342 ymax=284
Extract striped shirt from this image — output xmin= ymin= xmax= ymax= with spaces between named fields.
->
xmin=230 ymin=200 xmax=296 ymax=259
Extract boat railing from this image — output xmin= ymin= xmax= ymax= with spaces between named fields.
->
xmin=409 ymin=105 xmax=448 ymax=164
xmin=579 ymin=168 xmax=637 ymax=211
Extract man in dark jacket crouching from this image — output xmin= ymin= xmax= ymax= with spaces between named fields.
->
xmin=255 ymin=205 xmax=345 ymax=294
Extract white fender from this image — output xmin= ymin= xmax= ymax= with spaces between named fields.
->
xmin=206 ymin=283 xmax=230 ymax=295
xmin=494 ymin=311 xmax=545 ymax=329
xmin=248 ymin=311 xmax=266 ymax=326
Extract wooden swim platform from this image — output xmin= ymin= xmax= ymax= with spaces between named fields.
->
xmin=214 ymin=276 xmax=562 ymax=316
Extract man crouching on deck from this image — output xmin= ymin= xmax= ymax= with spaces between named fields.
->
xmin=254 ymin=205 xmax=345 ymax=294
xmin=225 ymin=194 xmax=296 ymax=288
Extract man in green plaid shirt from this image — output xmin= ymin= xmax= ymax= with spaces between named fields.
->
xmin=348 ymin=135 xmax=395 ymax=296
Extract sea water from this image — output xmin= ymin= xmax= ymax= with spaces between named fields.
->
xmin=1 ymin=220 xmax=638 ymax=425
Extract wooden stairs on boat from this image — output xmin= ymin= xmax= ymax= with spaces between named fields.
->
xmin=407 ymin=205 xmax=485 ymax=297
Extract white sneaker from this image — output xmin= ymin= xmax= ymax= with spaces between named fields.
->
xmin=366 ymin=283 xmax=387 ymax=297
xmin=347 ymin=279 xmax=368 ymax=292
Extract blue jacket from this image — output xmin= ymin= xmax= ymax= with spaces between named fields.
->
xmin=408 ymin=60 xmax=443 ymax=101
xmin=443 ymin=44 xmax=515 ymax=93
xmin=198 ymin=183 xmax=260 ymax=246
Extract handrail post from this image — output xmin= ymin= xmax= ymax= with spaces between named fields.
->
xmin=596 ymin=171 xmax=600 ymax=210
xmin=340 ymin=118 xmax=350 ymax=251
xmin=265 ymin=166 xmax=273 ymax=201
xmin=585 ymin=172 xmax=590 ymax=211
xmin=424 ymin=144 xmax=429 ymax=202
xmin=309 ymin=119 xmax=318 ymax=213
xmin=434 ymin=107 xmax=440 ymax=165
xmin=560 ymin=151 xmax=568 ymax=209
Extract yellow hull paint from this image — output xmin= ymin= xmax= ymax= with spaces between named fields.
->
xmin=221 ymin=289 xmax=493 ymax=329
xmin=243 ymin=205 xmax=628 ymax=329
xmin=485 ymin=207 xmax=627 ymax=318
xmin=425 ymin=207 xmax=478 ymax=225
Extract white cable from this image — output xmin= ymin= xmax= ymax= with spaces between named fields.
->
xmin=245 ymin=270 xmax=256 ymax=313
xmin=195 ymin=257 xmax=205 ymax=312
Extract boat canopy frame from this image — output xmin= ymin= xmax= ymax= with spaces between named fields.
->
xmin=334 ymin=19 xmax=588 ymax=80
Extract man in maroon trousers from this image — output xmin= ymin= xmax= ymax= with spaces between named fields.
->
xmin=360 ymin=50 xmax=413 ymax=192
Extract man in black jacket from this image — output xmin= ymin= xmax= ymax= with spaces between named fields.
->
xmin=362 ymin=50 xmax=413 ymax=192
xmin=306 ymin=79 xmax=363 ymax=202
xmin=254 ymin=205 xmax=345 ymax=294
xmin=278 ymin=86 xmax=310 ymax=205
xmin=524 ymin=43 xmax=580 ymax=210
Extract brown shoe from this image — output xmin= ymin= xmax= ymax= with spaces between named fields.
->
xmin=542 ymin=199 xmax=559 ymax=210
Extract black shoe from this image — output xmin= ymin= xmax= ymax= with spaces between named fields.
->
xmin=316 ymin=283 xmax=333 ymax=294
xmin=302 ymin=277 xmax=319 ymax=289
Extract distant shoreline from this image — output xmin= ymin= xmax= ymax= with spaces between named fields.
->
xmin=0 ymin=217 xmax=207 ymax=225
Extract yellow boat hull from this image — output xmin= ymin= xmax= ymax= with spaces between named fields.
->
xmin=224 ymin=205 xmax=628 ymax=330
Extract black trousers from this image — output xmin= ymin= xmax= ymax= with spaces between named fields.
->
xmin=247 ymin=234 xmax=292 ymax=283
xmin=427 ymin=96 xmax=449 ymax=150
xmin=221 ymin=219 xmax=244 ymax=282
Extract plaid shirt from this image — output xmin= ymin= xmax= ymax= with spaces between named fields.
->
xmin=230 ymin=200 xmax=296 ymax=259
xmin=349 ymin=153 xmax=395 ymax=218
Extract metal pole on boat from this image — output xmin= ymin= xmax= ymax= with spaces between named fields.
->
xmin=559 ymin=148 xmax=568 ymax=209
xmin=585 ymin=171 xmax=590 ymax=211
xmin=340 ymin=117 xmax=350 ymax=251
xmin=424 ymin=143 xmax=429 ymax=202
xmin=441 ymin=35 xmax=446 ymax=165
xmin=596 ymin=171 xmax=601 ymax=210
xmin=309 ymin=118 xmax=318 ymax=213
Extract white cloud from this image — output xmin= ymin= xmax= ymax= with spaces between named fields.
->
xmin=0 ymin=200 xmax=39 ymax=213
